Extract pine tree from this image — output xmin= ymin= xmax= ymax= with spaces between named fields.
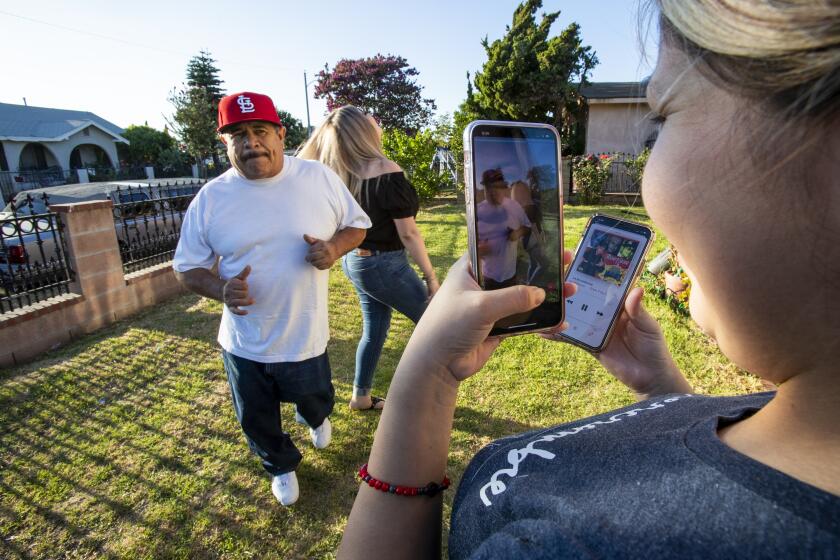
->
xmin=186 ymin=50 xmax=225 ymax=102
xmin=168 ymin=51 xmax=226 ymax=166
xmin=468 ymin=0 xmax=598 ymax=154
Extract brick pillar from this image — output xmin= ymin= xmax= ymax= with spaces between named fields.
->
xmin=51 ymin=201 xmax=125 ymax=327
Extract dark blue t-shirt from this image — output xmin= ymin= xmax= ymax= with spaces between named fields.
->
xmin=449 ymin=393 xmax=840 ymax=559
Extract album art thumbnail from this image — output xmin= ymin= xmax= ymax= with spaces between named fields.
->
xmin=576 ymin=228 xmax=640 ymax=285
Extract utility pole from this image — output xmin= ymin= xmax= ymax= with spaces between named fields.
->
xmin=303 ymin=71 xmax=311 ymax=137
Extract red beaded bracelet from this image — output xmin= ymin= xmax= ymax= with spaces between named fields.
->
xmin=357 ymin=463 xmax=451 ymax=497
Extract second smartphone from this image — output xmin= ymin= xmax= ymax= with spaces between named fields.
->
xmin=464 ymin=120 xmax=564 ymax=336
xmin=561 ymin=214 xmax=654 ymax=352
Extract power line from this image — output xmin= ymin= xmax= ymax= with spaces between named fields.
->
xmin=0 ymin=9 xmax=302 ymax=73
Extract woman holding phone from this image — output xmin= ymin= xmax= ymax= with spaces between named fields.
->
xmin=298 ymin=106 xmax=439 ymax=412
xmin=339 ymin=0 xmax=840 ymax=557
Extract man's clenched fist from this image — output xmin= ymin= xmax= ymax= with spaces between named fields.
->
xmin=223 ymin=265 xmax=255 ymax=315
xmin=303 ymin=234 xmax=340 ymax=269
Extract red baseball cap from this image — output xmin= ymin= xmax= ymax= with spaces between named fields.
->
xmin=481 ymin=168 xmax=507 ymax=186
xmin=217 ymin=91 xmax=283 ymax=132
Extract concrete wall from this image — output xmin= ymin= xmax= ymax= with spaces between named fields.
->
xmin=585 ymin=100 xmax=659 ymax=155
xmin=3 ymin=125 xmax=121 ymax=172
xmin=0 ymin=200 xmax=186 ymax=367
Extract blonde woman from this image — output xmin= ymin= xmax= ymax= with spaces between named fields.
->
xmin=340 ymin=0 xmax=840 ymax=557
xmin=298 ymin=106 xmax=439 ymax=412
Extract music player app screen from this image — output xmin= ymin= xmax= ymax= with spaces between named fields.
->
xmin=565 ymin=224 xmax=649 ymax=348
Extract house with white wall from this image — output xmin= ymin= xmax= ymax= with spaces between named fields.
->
xmin=580 ymin=82 xmax=659 ymax=155
xmin=0 ymin=102 xmax=127 ymax=198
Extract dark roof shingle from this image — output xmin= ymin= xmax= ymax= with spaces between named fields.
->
xmin=0 ymin=102 xmax=125 ymax=141
xmin=579 ymin=82 xmax=647 ymax=100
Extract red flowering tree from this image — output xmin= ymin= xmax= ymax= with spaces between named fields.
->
xmin=314 ymin=54 xmax=436 ymax=134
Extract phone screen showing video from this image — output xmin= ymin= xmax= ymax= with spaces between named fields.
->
xmin=471 ymin=124 xmax=563 ymax=333
xmin=564 ymin=215 xmax=652 ymax=350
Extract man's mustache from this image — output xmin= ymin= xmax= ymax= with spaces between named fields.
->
xmin=242 ymin=151 xmax=269 ymax=160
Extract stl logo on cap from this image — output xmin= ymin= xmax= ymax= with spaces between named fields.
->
xmin=237 ymin=95 xmax=256 ymax=114
xmin=217 ymin=91 xmax=283 ymax=131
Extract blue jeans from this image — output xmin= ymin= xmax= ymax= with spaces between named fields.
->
xmin=342 ymin=249 xmax=428 ymax=396
xmin=221 ymin=350 xmax=334 ymax=476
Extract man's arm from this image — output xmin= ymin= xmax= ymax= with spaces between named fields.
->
xmin=508 ymin=225 xmax=530 ymax=241
xmin=507 ymin=202 xmax=531 ymax=241
xmin=303 ymin=227 xmax=366 ymax=270
xmin=175 ymin=265 xmax=254 ymax=315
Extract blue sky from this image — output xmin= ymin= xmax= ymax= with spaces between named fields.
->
xmin=1 ymin=0 xmax=657 ymax=131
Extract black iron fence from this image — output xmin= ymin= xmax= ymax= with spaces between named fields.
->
xmin=84 ymin=166 xmax=149 ymax=183
xmin=0 ymin=192 xmax=74 ymax=313
xmin=155 ymin=163 xmax=194 ymax=179
xmin=112 ymin=180 xmax=203 ymax=273
xmin=199 ymin=163 xmax=231 ymax=179
xmin=0 ymin=168 xmax=73 ymax=201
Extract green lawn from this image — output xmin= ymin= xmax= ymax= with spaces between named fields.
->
xmin=0 ymin=203 xmax=761 ymax=559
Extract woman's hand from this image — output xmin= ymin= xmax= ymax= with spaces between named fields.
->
xmin=408 ymin=251 xmax=575 ymax=382
xmin=425 ymin=276 xmax=440 ymax=301
xmin=595 ymin=287 xmax=692 ymax=399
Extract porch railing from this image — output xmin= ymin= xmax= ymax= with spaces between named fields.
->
xmin=1 ymin=167 xmax=152 ymax=203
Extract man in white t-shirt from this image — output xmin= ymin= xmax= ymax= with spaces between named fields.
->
xmin=173 ymin=91 xmax=371 ymax=506
xmin=476 ymin=168 xmax=531 ymax=290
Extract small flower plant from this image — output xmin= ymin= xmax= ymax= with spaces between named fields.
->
xmin=642 ymin=245 xmax=691 ymax=316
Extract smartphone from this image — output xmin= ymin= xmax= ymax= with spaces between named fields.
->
xmin=464 ymin=120 xmax=564 ymax=336
xmin=561 ymin=214 xmax=654 ymax=352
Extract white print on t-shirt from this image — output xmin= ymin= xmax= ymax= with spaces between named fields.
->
xmin=477 ymin=395 xmax=692 ymax=506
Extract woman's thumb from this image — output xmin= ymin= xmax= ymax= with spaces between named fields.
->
xmin=480 ymin=284 xmax=545 ymax=322
xmin=624 ymin=287 xmax=660 ymax=334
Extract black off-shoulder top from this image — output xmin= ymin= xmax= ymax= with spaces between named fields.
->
xmin=356 ymin=172 xmax=420 ymax=251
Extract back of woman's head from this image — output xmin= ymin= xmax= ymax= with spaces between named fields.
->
xmin=655 ymin=0 xmax=840 ymax=121
xmin=297 ymin=105 xmax=385 ymax=196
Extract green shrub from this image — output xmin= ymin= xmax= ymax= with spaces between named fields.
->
xmin=573 ymin=154 xmax=612 ymax=204
xmin=382 ymin=128 xmax=454 ymax=202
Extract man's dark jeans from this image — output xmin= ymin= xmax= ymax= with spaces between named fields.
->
xmin=221 ymin=350 xmax=335 ymax=476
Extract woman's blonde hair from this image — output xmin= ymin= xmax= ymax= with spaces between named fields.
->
xmin=297 ymin=105 xmax=388 ymax=197
xmin=656 ymin=0 xmax=840 ymax=119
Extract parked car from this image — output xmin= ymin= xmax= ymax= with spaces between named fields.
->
xmin=0 ymin=178 xmax=205 ymax=286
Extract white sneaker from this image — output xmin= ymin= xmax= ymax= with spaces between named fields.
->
xmin=294 ymin=408 xmax=306 ymax=425
xmin=310 ymin=417 xmax=332 ymax=449
xmin=271 ymin=471 xmax=299 ymax=506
